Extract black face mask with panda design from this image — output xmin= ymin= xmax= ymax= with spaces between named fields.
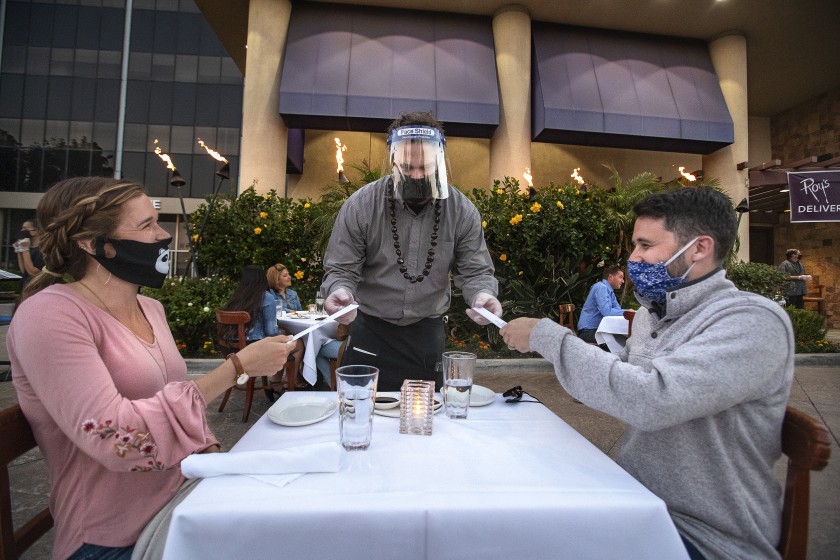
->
xmin=92 ymin=237 xmax=172 ymax=288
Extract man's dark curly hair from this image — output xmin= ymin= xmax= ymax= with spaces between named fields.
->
xmin=633 ymin=187 xmax=737 ymax=263
xmin=387 ymin=111 xmax=444 ymax=134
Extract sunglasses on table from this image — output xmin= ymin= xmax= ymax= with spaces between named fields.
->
xmin=503 ymin=386 xmax=542 ymax=404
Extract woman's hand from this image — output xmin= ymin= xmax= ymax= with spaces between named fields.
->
xmin=237 ymin=335 xmax=297 ymax=376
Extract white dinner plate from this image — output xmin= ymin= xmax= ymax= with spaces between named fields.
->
xmin=374 ymin=399 xmax=443 ymax=418
xmin=470 ymin=385 xmax=495 ymax=407
xmin=267 ymin=398 xmax=337 ymax=427
xmin=374 ymin=393 xmax=401 ymax=410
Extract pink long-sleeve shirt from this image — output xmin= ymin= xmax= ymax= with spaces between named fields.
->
xmin=8 ymin=284 xmax=218 ymax=560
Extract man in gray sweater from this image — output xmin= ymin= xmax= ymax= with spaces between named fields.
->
xmin=502 ymin=187 xmax=794 ymax=560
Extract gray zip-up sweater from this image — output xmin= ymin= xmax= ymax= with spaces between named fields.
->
xmin=530 ymin=269 xmax=794 ymax=559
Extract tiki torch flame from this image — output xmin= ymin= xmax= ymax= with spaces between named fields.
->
xmin=523 ymin=168 xmax=533 ymax=188
xmin=153 ymin=139 xmax=176 ymax=171
xmin=571 ymin=168 xmax=585 ymax=186
xmin=197 ymin=139 xmax=228 ymax=163
xmin=334 ymin=137 xmax=347 ymax=173
xmin=679 ymin=167 xmax=696 ymax=182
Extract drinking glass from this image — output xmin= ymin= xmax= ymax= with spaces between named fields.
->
xmin=315 ymin=296 xmax=325 ymax=315
xmin=441 ymin=351 xmax=476 ymax=419
xmin=336 ymin=365 xmax=379 ymax=450
xmin=307 ymin=303 xmax=317 ymax=315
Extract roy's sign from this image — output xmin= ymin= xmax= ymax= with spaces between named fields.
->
xmin=787 ymin=170 xmax=840 ymax=223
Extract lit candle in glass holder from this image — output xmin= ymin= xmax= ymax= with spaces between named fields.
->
xmin=399 ymin=380 xmax=434 ymax=435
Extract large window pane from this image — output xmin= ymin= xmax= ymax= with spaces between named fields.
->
xmin=151 ymin=53 xmax=175 ymax=81
xmin=128 ymin=52 xmax=152 ymax=80
xmin=93 ymin=121 xmax=117 ymax=151
xmin=93 ymin=79 xmax=120 ymax=121
xmin=100 ymin=7 xmax=126 ymax=51
xmin=0 ymin=146 xmax=21 ymax=190
xmin=53 ymin=4 xmax=79 ymax=48
xmin=148 ymin=124 xmax=170 ymax=150
xmin=71 ymin=77 xmax=97 ymax=120
xmin=98 ymin=50 xmax=122 ymax=79
xmin=216 ymin=127 xmax=240 ymax=157
xmin=194 ymin=84 xmax=219 ymax=125
xmin=69 ymin=121 xmax=94 ymax=144
xmin=21 ymin=119 xmax=44 ymax=146
xmin=220 ymin=58 xmax=241 ymax=84
xmin=174 ymin=54 xmax=197 ymax=82
xmin=176 ymin=12 xmax=201 ymax=55
xmin=145 ymin=153 xmax=169 ymax=196
xmin=154 ymin=10 xmax=178 ymax=54
xmin=76 ymin=6 xmax=103 ymax=50
xmin=43 ymin=146 xmax=68 ymax=187
xmin=148 ymin=81 xmax=174 ymax=123
xmin=2 ymin=46 xmax=27 ymax=74
xmin=26 ymin=47 xmax=50 ymax=75
xmin=50 ymin=48 xmax=75 ymax=77
xmin=125 ymin=80 xmax=151 ymax=123
xmin=47 ymin=77 xmax=73 ymax=120
xmin=217 ymin=85 xmax=242 ymax=128
xmin=123 ymin=123 xmax=148 ymax=151
xmin=4 ymin=2 xmax=30 ymax=46
xmin=29 ymin=3 xmax=54 ymax=48
xmin=74 ymin=49 xmax=98 ymax=78
xmin=170 ymin=125 xmax=194 ymax=154
xmin=22 ymin=75 xmax=48 ymax=119
xmin=131 ymin=10 xmax=155 ymax=52
xmin=171 ymin=82 xmax=196 ymax=125
xmin=0 ymin=74 xmax=25 ymax=118
xmin=45 ymin=120 xmax=69 ymax=143
xmin=67 ymin=148 xmax=93 ymax=177
xmin=0 ymin=119 xmax=22 ymax=143
xmin=121 ymin=151 xmax=145 ymax=184
xmin=193 ymin=127 xmax=215 ymax=154
xmin=197 ymin=55 xmax=220 ymax=83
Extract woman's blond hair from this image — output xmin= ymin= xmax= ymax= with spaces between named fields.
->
xmin=266 ymin=263 xmax=289 ymax=290
xmin=22 ymin=177 xmax=146 ymax=300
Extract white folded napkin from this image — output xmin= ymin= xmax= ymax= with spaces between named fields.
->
xmin=180 ymin=442 xmax=342 ymax=479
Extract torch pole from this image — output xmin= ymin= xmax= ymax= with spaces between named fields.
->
xmin=184 ymin=165 xmax=229 ymax=278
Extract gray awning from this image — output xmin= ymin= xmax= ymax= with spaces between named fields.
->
xmin=279 ymin=3 xmax=499 ymax=138
xmin=532 ymin=24 xmax=734 ymax=154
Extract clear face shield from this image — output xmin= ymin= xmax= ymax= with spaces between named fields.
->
xmin=387 ymin=126 xmax=449 ymax=205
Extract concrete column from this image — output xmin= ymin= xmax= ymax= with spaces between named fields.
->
xmin=490 ymin=5 xmax=531 ymax=190
xmin=703 ymin=33 xmax=750 ymax=261
xmin=240 ymin=0 xmax=291 ymax=195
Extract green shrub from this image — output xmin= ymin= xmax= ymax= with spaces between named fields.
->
xmin=143 ymin=276 xmax=236 ymax=355
xmin=726 ymin=261 xmax=787 ymax=301
xmin=785 ymin=306 xmax=827 ymax=343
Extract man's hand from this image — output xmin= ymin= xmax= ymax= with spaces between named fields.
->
xmin=466 ymin=292 xmax=503 ymax=325
xmin=500 ymin=317 xmax=540 ymax=353
xmin=324 ymin=288 xmax=358 ymax=324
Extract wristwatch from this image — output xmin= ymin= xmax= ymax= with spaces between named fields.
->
xmin=228 ymin=353 xmax=250 ymax=385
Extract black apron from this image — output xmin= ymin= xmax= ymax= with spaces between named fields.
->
xmin=341 ymin=311 xmax=445 ymax=392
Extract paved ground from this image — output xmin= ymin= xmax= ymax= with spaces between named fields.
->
xmin=3 ymin=351 xmax=839 ymax=559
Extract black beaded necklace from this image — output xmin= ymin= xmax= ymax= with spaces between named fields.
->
xmin=387 ymin=183 xmax=441 ymax=283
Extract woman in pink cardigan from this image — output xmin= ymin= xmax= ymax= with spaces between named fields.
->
xmin=7 ymin=177 xmax=295 ymax=560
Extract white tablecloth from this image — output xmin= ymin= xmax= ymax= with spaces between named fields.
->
xmin=595 ymin=315 xmax=630 ymax=353
xmin=277 ymin=315 xmax=338 ymax=385
xmin=163 ymin=392 xmax=687 ymax=560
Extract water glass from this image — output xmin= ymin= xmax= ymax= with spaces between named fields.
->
xmin=307 ymin=303 xmax=317 ymax=315
xmin=315 ymin=296 xmax=325 ymax=315
xmin=441 ymin=351 xmax=476 ymax=419
xmin=336 ymin=365 xmax=379 ymax=450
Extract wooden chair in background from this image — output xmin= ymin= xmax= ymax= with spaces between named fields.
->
xmin=1 ymin=405 xmax=53 ymax=560
xmin=623 ymin=309 xmax=636 ymax=338
xmin=327 ymin=323 xmax=351 ymax=390
xmin=215 ymin=310 xmax=288 ymax=423
xmin=558 ymin=303 xmax=576 ymax=335
xmin=802 ymin=284 xmax=826 ymax=318
xmin=778 ymin=406 xmax=831 ymax=559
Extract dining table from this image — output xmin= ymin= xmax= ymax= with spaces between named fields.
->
xmin=595 ymin=315 xmax=630 ymax=353
xmin=277 ymin=312 xmax=338 ymax=386
xmin=162 ymin=391 xmax=688 ymax=559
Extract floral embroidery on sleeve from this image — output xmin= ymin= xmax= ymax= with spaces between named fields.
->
xmin=82 ymin=418 xmax=164 ymax=471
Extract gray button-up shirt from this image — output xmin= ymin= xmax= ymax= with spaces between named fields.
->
xmin=321 ymin=177 xmax=498 ymax=326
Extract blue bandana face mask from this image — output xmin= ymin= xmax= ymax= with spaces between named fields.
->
xmin=626 ymin=237 xmax=698 ymax=306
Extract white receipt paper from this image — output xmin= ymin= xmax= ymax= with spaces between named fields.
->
xmin=290 ymin=303 xmax=359 ymax=341
xmin=471 ymin=306 xmax=507 ymax=328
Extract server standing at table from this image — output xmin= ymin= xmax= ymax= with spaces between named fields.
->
xmin=321 ymin=112 xmax=501 ymax=391
xmin=502 ymin=187 xmax=794 ymax=560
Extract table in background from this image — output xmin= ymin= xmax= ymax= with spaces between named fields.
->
xmin=277 ymin=314 xmax=338 ymax=385
xmin=163 ymin=391 xmax=688 ymax=560
xmin=595 ymin=315 xmax=629 ymax=353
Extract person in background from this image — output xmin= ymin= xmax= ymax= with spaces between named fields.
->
xmin=267 ymin=263 xmax=302 ymax=314
xmin=8 ymin=177 xmax=294 ymax=560
xmin=778 ymin=249 xmax=811 ymax=309
xmin=12 ymin=219 xmax=44 ymax=289
xmin=321 ymin=111 xmax=501 ymax=391
xmin=224 ymin=265 xmax=304 ymax=387
xmin=576 ymin=265 xmax=625 ymax=344
xmin=501 ymin=187 xmax=794 ymax=560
